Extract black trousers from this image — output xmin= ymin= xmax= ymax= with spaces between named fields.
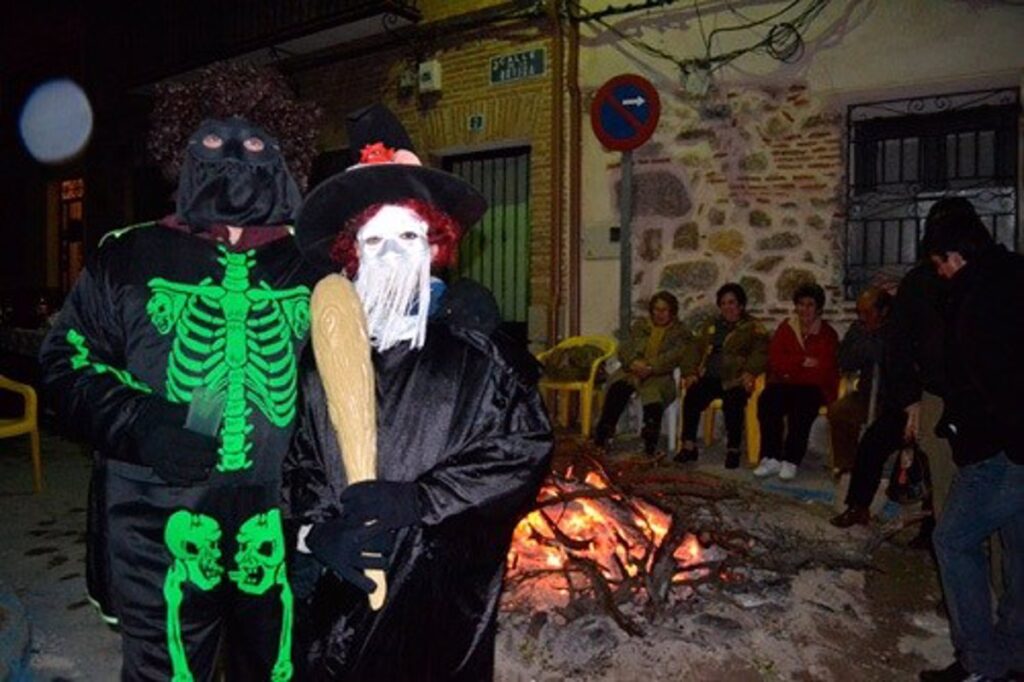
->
xmin=595 ymin=380 xmax=665 ymax=453
xmin=757 ymin=383 xmax=824 ymax=465
xmin=596 ymin=380 xmax=636 ymax=434
xmin=86 ymin=454 xmax=116 ymax=623
xmin=845 ymin=408 xmax=907 ymax=509
xmin=105 ymin=461 xmax=293 ymax=682
xmin=680 ymin=377 xmax=748 ymax=449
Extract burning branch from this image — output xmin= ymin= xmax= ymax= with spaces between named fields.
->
xmin=505 ymin=455 xmax=735 ymax=633
xmin=567 ymin=556 xmax=645 ymax=637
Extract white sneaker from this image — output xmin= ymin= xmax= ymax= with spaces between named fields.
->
xmin=779 ymin=462 xmax=798 ymax=480
xmin=753 ymin=458 xmax=781 ymax=478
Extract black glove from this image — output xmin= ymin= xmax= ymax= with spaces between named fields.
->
xmin=288 ymin=550 xmax=324 ymax=601
xmin=130 ymin=398 xmax=218 ymax=486
xmin=305 ymin=519 xmax=393 ymax=594
xmin=339 ymin=480 xmax=422 ymax=531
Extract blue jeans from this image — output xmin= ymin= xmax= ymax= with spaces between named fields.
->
xmin=933 ymin=453 xmax=1024 ymax=677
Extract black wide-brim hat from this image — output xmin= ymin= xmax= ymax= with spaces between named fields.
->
xmin=296 ymin=163 xmax=488 ymax=276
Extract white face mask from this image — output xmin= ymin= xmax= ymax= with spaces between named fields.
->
xmin=357 ymin=204 xmax=430 ymax=263
xmin=354 ymin=205 xmax=432 ymax=350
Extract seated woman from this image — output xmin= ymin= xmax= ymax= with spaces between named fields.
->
xmin=826 ymin=286 xmax=891 ymax=474
xmin=675 ymin=283 xmax=769 ymax=469
xmin=593 ymin=291 xmax=695 ymax=456
xmin=753 ymin=283 xmax=839 ymax=480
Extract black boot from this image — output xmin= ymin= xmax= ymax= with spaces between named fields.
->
xmin=593 ymin=381 xmax=633 ymax=447
xmin=640 ymin=404 xmax=663 ymax=457
xmin=918 ymin=660 xmax=968 ymax=682
xmin=908 ymin=514 xmax=935 ymax=550
xmin=830 ymin=505 xmax=870 ymax=528
xmin=724 ymin=448 xmax=741 ymax=470
xmin=674 ymin=443 xmax=699 ymax=464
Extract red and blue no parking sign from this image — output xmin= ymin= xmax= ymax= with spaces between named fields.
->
xmin=590 ymin=74 xmax=661 ymax=151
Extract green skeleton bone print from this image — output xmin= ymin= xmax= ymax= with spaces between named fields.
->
xmin=146 ymin=247 xmax=310 ymax=471
xmin=163 ymin=510 xmax=224 ymax=682
xmin=229 ymin=510 xmax=294 ymax=682
xmin=163 ymin=509 xmax=293 ymax=682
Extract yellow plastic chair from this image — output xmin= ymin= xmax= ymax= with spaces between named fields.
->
xmin=742 ymin=372 xmax=858 ymax=464
xmin=0 ymin=374 xmax=43 ymax=492
xmin=686 ymin=374 xmax=766 ymax=463
xmin=627 ymin=367 xmax=682 ymax=451
xmin=537 ymin=336 xmax=617 ymax=436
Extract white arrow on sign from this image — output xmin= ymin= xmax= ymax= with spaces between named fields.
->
xmin=621 ymin=96 xmax=646 ymax=107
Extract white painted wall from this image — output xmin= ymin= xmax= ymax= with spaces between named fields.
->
xmin=577 ymin=0 xmax=1024 ymax=337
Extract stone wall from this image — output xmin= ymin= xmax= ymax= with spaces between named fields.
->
xmin=617 ymin=83 xmax=858 ymax=332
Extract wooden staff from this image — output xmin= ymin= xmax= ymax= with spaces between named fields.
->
xmin=310 ymin=273 xmax=386 ymax=610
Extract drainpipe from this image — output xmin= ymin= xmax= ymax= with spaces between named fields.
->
xmin=567 ymin=3 xmax=582 ymax=336
xmin=547 ymin=0 xmax=565 ymax=344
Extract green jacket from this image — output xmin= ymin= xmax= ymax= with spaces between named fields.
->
xmin=609 ymin=318 xmax=696 ymax=406
xmin=690 ymin=314 xmax=769 ymax=389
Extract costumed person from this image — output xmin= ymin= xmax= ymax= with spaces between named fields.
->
xmin=592 ymin=291 xmax=695 ymax=457
xmin=38 ymin=62 xmax=321 ymax=680
xmin=284 ymin=105 xmax=552 ymax=681
xmin=674 ymin=282 xmax=769 ymax=469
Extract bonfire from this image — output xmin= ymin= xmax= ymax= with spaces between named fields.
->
xmin=504 ymin=451 xmax=746 ymax=635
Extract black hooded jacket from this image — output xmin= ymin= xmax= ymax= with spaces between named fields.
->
xmin=938 ymin=243 xmax=1024 ymax=466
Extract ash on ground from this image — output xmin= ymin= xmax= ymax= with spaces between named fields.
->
xmin=494 ymin=437 xmax=952 ymax=681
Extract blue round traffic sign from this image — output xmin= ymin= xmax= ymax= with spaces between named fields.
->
xmin=590 ymin=74 xmax=660 ymax=151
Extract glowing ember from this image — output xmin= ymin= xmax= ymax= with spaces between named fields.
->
xmin=505 ymin=470 xmax=711 ymax=609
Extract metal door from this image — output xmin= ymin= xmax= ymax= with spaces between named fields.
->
xmin=445 ymin=147 xmax=531 ymax=339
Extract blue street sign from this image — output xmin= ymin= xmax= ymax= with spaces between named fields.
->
xmin=590 ymin=74 xmax=661 ymax=151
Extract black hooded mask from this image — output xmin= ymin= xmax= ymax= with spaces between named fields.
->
xmin=176 ymin=117 xmax=301 ymax=230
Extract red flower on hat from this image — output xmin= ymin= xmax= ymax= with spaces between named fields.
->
xmin=360 ymin=142 xmax=396 ymax=164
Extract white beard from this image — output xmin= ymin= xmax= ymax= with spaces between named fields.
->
xmin=354 ymin=250 xmax=432 ymax=351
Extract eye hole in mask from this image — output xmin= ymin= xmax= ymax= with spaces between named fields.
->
xmin=243 ymin=136 xmax=265 ymax=153
xmin=202 ymin=134 xmax=223 ymax=150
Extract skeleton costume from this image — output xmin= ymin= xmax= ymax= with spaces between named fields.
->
xmin=284 ymin=107 xmax=552 ymax=680
xmin=40 ymin=117 xmax=318 ymax=681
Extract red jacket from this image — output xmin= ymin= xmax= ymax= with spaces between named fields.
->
xmin=768 ymin=316 xmax=840 ymax=403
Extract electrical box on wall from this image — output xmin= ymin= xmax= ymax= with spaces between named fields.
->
xmin=418 ymin=60 xmax=442 ymax=93
xmin=398 ymin=69 xmax=417 ymax=94
xmin=582 ymin=225 xmax=621 ymax=260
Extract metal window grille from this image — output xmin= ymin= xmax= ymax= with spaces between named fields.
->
xmin=845 ymin=88 xmax=1019 ymax=297
xmin=444 ymin=147 xmax=531 ymax=332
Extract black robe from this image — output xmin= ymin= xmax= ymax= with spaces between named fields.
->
xmin=282 ymin=322 xmax=552 ymax=681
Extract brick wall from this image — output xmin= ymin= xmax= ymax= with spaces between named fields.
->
xmin=291 ymin=14 xmax=559 ymax=339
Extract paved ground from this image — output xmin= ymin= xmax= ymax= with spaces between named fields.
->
xmin=0 ymin=416 xmax=936 ymax=681
xmin=0 ymin=431 xmax=119 ymax=681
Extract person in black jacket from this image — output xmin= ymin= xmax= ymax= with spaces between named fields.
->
xmin=829 ymin=266 xmax=945 ymax=529
xmin=831 ymin=195 xmax=957 ymax=531
xmin=284 ymin=106 xmax=552 ymax=680
xmin=39 ymin=65 xmax=321 ymax=681
xmin=916 ymin=197 xmax=1024 ymax=682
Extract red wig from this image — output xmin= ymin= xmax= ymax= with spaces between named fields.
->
xmin=328 ymin=199 xmax=463 ymax=278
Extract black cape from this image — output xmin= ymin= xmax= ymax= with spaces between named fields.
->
xmin=282 ymin=323 xmax=552 ymax=681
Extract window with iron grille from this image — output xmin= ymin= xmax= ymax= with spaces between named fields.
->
xmin=844 ymin=88 xmax=1019 ymax=297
